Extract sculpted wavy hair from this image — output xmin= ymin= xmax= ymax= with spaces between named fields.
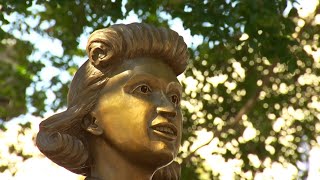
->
xmin=36 ymin=23 xmax=189 ymax=179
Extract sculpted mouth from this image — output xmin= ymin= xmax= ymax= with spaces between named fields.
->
xmin=150 ymin=123 xmax=178 ymax=141
xmin=153 ymin=126 xmax=175 ymax=135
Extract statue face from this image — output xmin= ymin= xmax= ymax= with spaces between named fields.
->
xmin=92 ymin=57 xmax=182 ymax=168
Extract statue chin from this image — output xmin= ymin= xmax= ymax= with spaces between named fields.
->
xmin=130 ymin=151 xmax=174 ymax=171
xmin=101 ymin=136 xmax=177 ymax=170
xmin=143 ymin=147 xmax=176 ymax=169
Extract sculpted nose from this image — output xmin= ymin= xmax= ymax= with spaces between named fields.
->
xmin=157 ymin=106 xmax=177 ymax=120
xmin=156 ymin=97 xmax=177 ymax=120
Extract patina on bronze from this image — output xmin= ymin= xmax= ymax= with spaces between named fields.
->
xmin=36 ymin=23 xmax=189 ymax=180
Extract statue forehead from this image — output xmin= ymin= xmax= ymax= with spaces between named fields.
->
xmin=109 ymin=57 xmax=179 ymax=82
xmin=97 ymin=57 xmax=182 ymax=98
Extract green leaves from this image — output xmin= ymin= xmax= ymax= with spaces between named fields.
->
xmin=1 ymin=0 xmax=320 ymax=179
xmin=0 ymin=38 xmax=36 ymax=120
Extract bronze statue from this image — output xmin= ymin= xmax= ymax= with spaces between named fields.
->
xmin=36 ymin=23 xmax=189 ymax=180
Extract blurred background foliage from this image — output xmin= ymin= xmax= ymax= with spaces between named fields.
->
xmin=1 ymin=0 xmax=320 ymax=179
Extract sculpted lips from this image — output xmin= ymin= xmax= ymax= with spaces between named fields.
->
xmin=150 ymin=122 xmax=178 ymax=141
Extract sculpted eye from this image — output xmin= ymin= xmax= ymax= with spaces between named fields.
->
xmin=171 ymin=94 xmax=180 ymax=106
xmin=133 ymin=84 xmax=152 ymax=94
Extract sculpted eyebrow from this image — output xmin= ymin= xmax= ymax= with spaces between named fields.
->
xmin=166 ymin=82 xmax=182 ymax=95
xmin=123 ymin=73 xmax=160 ymax=89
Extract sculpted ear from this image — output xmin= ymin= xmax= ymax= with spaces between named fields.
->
xmin=81 ymin=114 xmax=103 ymax=136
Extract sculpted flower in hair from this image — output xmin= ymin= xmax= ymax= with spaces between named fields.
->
xmin=36 ymin=23 xmax=189 ymax=180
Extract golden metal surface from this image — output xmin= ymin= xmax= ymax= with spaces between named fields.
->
xmin=36 ymin=23 xmax=189 ymax=180
xmin=87 ymin=57 xmax=182 ymax=179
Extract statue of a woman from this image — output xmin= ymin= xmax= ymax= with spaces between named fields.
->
xmin=36 ymin=23 xmax=189 ymax=180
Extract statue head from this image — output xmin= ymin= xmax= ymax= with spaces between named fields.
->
xmin=36 ymin=23 xmax=189 ymax=179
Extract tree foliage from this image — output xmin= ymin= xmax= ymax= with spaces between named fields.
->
xmin=1 ymin=0 xmax=320 ymax=179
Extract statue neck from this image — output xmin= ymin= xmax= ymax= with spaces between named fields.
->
xmin=88 ymin=136 xmax=155 ymax=180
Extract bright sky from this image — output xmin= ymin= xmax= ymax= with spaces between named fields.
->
xmin=1 ymin=0 xmax=320 ymax=179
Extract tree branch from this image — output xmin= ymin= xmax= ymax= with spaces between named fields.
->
xmin=0 ymin=96 xmax=9 ymax=106
xmin=182 ymin=63 xmax=277 ymax=165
